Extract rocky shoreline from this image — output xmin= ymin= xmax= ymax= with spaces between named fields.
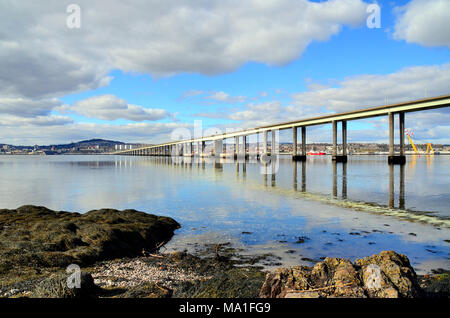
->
xmin=0 ymin=205 xmax=448 ymax=298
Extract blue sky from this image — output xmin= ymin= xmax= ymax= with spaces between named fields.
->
xmin=1 ymin=0 xmax=449 ymax=144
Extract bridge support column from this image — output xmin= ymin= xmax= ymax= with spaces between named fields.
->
xmin=201 ymin=141 xmax=206 ymax=157
xmin=342 ymin=121 xmax=347 ymax=157
xmin=292 ymin=126 xmax=306 ymax=161
xmin=271 ymin=130 xmax=278 ymax=156
xmin=332 ymin=120 xmax=348 ymax=163
xmin=241 ymin=136 xmax=245 ymax=158
xmin=302 ymin=126 xmax=306 ymax=157
xmin=234 ymin=136 xmax=239 ymax=160
xmin=399 ymin=112 xmax=405 ymax=156
xmin=214 ymin=139 xmax=223 ymax=157
xmin=332 ymin=120 xmax=337 ymax=158
xmin=388 ymin=112 xmax=406 ymax=165
xmin=256 ymin=133 xmax=260 ymax=159
xmin=263 ymin=131 xmax=268 ymax=156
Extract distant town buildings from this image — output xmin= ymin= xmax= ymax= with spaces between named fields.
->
xmin=0 ymin=141 xmax=448 ymax=155
xmin=0 ymin=140 xmax=144 ymax=155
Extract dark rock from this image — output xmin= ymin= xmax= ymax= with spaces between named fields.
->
xmin=31 ymin=272 xmax=99 ymax=298
xmin=295 ymin=236 xmax=309 ymax=244
xmin=0 ymin=205 xmax=180 ymax=288
xmin=174 ymin=268 xmax=265 ymax=298
xmin=419 ymin=269 xmax=450 ymax=298
xmin=260 ymin=251 xmax=424 ymax=298
xmin=118 ymin=282 xmax=172 ymax=298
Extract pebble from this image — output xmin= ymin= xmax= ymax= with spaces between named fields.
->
xmin=91 ymin=256 xmax=211 ymax=289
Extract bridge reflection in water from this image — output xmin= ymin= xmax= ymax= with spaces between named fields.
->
xmin=116 ymin=155 xmax=428 ymax=212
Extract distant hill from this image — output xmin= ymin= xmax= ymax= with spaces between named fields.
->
xmin=48 ymin=139 xmax=126 ymax=149
xmin=1 ymin=139 xmax=127 ymax=149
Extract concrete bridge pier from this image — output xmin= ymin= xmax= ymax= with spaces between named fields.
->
xmin=255 ymin=133 xmax=260 ymax=160
xmin=214 ymin=139 xmax=223 ymax=157
xmin=332 ymin=120 xmax=348 ymax=163
xmin=233 ymin=136 xmax=239 ymax=160
xmin=200 ymin=141 xmax=207 ymax=157
xmin=388 ymin=112 xmax=406 ymax=165
xmin=292 ymin=126 xmax=307 ymax=161
xmin=260 ymin=130 xmax=270 ymax=162
xmin=189 ymin=142 xmax=194 ymax=157
xmin=195 ymin=142 xmax=200 ymax=157
xmin=240 ymin=136 xmax=249 ymax=160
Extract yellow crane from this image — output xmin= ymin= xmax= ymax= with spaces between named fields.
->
xmin=405 ymin=129 xmax=434 ymax=155
xmin=405 ymin=129 xmax=418 ymax=154
xmin=426 ymin=143 xmax=434 ymax=154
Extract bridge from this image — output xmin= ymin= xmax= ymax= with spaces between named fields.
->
xmin=114 ymin=94 xmax=450 ymax=164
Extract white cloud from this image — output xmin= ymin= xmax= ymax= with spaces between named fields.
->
xmin=0 ymin=122 xmax=192 ymax=145
xmin=0 ymin=0 xmax=369 ymax=130
xmin=0 ymin=0 xmax=368 ymax=100
xmin=60 ymin=95 xmax=172 ymax=122
xmin=0 ymin=97 xmax=62 ymax=117
xmin=291 ymin=63 xmax=450 ymax=112
xmin=207 ymin=91 xmax=247 ymax=104
xmin=197 ymin=64 xmax=450 ymax=143
xmin=0 ymin=115 xmax=73 ymax=127
xmin=393 ymin=0 xmax=450 ymax=48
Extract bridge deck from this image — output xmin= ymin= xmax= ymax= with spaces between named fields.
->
xmin=115 ymin=94 xmax=450 ymax=153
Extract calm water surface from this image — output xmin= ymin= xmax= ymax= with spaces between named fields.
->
xmin=0 ymin=154 xmax=449 ymax=273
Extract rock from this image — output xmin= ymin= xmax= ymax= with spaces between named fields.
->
xmin=355 ymin=250 xmax=422 ymax=298
xmin=174 ymin=268 xmax=266 ymax=298
xmin=419 ymin=269 xmax=450 ymax=298
xmin=0 ymin=205 xmax=180 ymax=289
xmin=118 ymin=282 xmax=172 ymax=298
xmin=32 ymin=272 xmax=99 ymax=298
xmin=260 ymin=251 xmax=423 ymax=298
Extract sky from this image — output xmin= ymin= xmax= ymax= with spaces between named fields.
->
xmin=0 ymin=0 xmax=449 ymax=145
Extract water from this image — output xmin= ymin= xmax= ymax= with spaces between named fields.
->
xmin=0 ymin=154 xmax=449 ymax=273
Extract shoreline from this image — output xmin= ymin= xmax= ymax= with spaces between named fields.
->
xmin=0 ymin=205 xmax=448 ymax=298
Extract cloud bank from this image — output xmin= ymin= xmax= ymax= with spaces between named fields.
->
xmin=394 ymin=0 xmax=450 ymax=48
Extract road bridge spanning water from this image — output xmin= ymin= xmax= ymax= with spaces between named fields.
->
xmin=115 ymin=95 xmax=450 ymax=165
